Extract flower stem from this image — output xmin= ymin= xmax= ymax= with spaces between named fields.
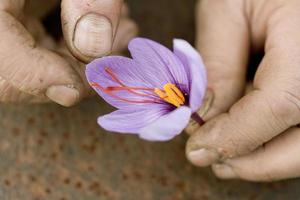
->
xmin=191 ymin=113 xmax=205 ymax=126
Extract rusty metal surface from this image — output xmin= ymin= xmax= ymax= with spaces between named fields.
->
xmin=0 ymin=0 xmax=299 ymax=199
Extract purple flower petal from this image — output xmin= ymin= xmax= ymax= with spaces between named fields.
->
xmin=86 ymin=38 xmax=207 ymax=142
xmin=98 ymin=104 xmax=168 ymax=134
xmin=86 ymin=56 xmax=171 ymax=109
xmin=138 ymin=106 xmax=192 ymax=141
xmin=173 ymin=39 xmax=207 ymax=112
xmin=128 ymin=38 xmax=189 ymax=93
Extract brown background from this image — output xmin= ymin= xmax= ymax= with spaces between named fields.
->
xmin=0 ymin=0 xmax=298 ymax=199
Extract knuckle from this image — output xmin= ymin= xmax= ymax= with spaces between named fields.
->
xmin=281 ymin=90 xmax=300 ymax=124
xmin=268 ymin=90 xmax=300 ymax=126
xmin=217 ymin=116 xmax=259 ymax=158
xmin=0 ymin=76 xmax=22 ymax=102
xmin=0 ymin=0 xmax=25 ymax=14
xmin=240 ymin=147 xmax=282 ymax=182
xmin=199 ymin=114 xmax=259 ymax=159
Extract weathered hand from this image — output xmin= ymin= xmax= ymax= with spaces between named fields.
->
xmin=0 ymin=0 xmax=137 ymax=106
xmin=186 ymin=0 xmax=300 ymax=181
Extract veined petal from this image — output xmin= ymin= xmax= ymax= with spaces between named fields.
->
xmin=86 ymin=56 xmax=168 ymax=109
xmin=128 ymin=38 xmax=189 ymax=93
xmin=173 ymin=39 xmax=207 ymax=112
xmin=98 ymin=104 xmax=168 ymax=134
xmin=139 ymin=106 xmax=191 ymax=141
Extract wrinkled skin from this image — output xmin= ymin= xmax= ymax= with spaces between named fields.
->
xmin=0 ymin=0 xmax=137 ymax=106
xmin=3 ymin=0 xmax=300 ymax=182
xmin=186 ymin=0 xmax=300 ymax=182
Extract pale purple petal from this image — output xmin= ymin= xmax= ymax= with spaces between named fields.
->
xmin=128 ymin=38 xmax=189 ymax=93
xmin=173 ymin=39 xmax=207 ymax=112
xmin=86 ymin=56 xmax=171 ymax=109
xmin=138 ymin=106 xmax=192 ymax=141
xmin=98 ymin=104 xmax=168 ymax=134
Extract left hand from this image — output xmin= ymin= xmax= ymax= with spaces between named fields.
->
xmin=0 ymin=0 xmax=137 ymax=105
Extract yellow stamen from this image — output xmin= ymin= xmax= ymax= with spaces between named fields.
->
xmin=154 ymin=83 xmax=185 ymax=107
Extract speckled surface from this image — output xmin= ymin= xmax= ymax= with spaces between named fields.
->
xmin=1 ymin=0 xmax=300 ymax=199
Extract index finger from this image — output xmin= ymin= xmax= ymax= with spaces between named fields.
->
xmin=196 ymin=0 xmax=249 ymax=119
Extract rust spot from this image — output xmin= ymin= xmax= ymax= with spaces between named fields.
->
xmin=47 ymin=112 xmax=55 ymax=120
xmin=124 ymin=147 xmax=130 ymax=154
xmin=88 ymin=165 xmax=95 ymax=172
xmin=75 ymin=181 xmax=82 ymax=189
xmin=103 ymin=190 xmax=109 ymax=196
xmin=174 ymin=181 xmax=185 ymax=191
xmin=81 ymin=144 xmax=97 ymax=154
xmin=117 ymin=137 xmax=125 ymax=145
xmin=63 ymin=178 xmax=70 ymax=184
xmin=95 ymin=190 xmax=103 ymax=196
xmin=27 ymin=117 xmax=36 ymax=125
xmin=4 ymin=179 xmax=11 ymax=186
xmin=45 ymin=188 xmax=51 ymax=194
xmin=50 ymin=152 xmax=58 ymax=160
xmin=29 ymin=175 xmax=36 ymax=182
xmin=82 ymin=119 xmax=89 ymax=125
xmin=150 ymin=174 xmax=156 ymax=179
xmin=59 ymin=143 xmax=65 ymax=151
xmin=158 ymin=176 xmax=168 ymax=186
xmin=37 ymin=138 xmax=44 ymax=145
xmin=133 ymin=171 xmax=143 ymax=180
xmin=88 ymin=130 xmax=96 ymax=136
xmin=39 ymin=131 xmax=48 ymax=137
xmin=88 ymin=181 xmax=100 ymax=191
xmin=12 ymin=127 xmax=20 ymax=136
xmin=89 ymin=144 xmax=96 ymax=153
xmin=63 ymin=132 xmax=70 ymax=140
xmin=167 ymin=163 xmax=173 ymax=170
xmin=122 ymin=172 xmax=128 ymax=181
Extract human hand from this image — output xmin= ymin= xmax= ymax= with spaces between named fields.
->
xmin=0 ymin=0 xmax=137 ymax=106
xmin=186 ymin=0 xmax=300 ymax=181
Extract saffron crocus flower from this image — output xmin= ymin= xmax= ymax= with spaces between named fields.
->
xmin=86 ymin=38 xmax=207 ymax=141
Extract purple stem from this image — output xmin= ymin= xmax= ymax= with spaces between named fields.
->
xmin=191 ymin=113 xmax=205 ymax=126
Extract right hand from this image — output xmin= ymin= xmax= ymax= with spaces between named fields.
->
xmin=186 ymin=0 xmax=300 ymax=181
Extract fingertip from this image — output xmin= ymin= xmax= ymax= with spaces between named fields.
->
xmin=46 ymin=85 xmax=81 ymax=107
xmin=186 ymin=148 xmax=219 ymax=167
xmin=73 ymin=13 xmax=113 ymax=58
xmin=212 ymin=164 xmax=238 ymax=179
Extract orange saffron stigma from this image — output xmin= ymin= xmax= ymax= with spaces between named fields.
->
xmin=154 ymin=83 xmax=185 ymax=107
xmin=91 ymin=67 xmax=185 ymax=107
xmin=90 ymin=67 xmax=159 ymax=104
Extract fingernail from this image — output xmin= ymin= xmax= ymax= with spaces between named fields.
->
xmin=213 ymin=164 xmax=237 ymax=179
xmin=46 ymin=85 xmax=79 ymax=107
xmin=187 ymin=148 xmax=219 ymax=167
xmin=74 ymin=13 xmax=112 ymax=58
xmin=197 ymin=88 xmax=214 ymax=119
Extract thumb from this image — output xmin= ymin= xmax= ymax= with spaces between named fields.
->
xmin=61 ymin=0 xmax=123 ymax=62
